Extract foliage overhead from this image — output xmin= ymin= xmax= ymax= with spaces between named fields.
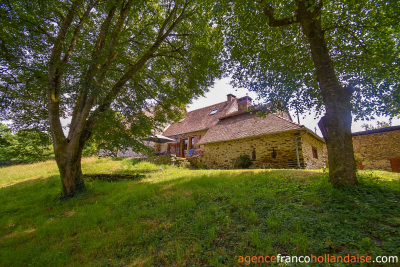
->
xmin=222 ymin=0 xmax=400 ymax=119
xmin=0 ymin=0 xmax=223 ymax=144
xmin=87 ymin=109 xmax=155 ymax=156
xmin=361 ymin=120 xmax=393 ymax=131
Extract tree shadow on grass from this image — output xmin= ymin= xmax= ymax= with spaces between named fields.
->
xmin=120 ymin=171 xmax=400 ymax=264
xmin=83 ymin=173 xmax=145 ymax=182
xmin=308 ymin=174 xmax=400 ymax=254
xmin=1 ymin=169 xmax=399 ymax=266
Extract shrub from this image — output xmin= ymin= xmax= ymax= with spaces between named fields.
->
xmin=187 ymin=157 xmax=207 ymax=169
xmin=234 ymin=154 xmax=253 ymax=169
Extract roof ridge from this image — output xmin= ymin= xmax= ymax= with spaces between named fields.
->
xmin=218 ymin=110 xmax=247 ymax=120
xmin=186 ymin=100 xmax=228 ymax=114
xmin=352 ymin=124 xmax=400 ymax=136
xmin=272 ymin=114 xmax=326 ymax=142
xmin=272 ymin=113 xmax=303 ymax=127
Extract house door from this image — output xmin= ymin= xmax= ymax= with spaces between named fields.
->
xmin=179 ymin=139 xmax=188 ymax=157
xmin=389 ymin=158 xmax=400 ymax=172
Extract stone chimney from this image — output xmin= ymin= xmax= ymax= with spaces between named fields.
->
xmin=227 ymin=94 xmax=236 ymax=102
xmin=238 ymin=96 xmax=252 ymax=111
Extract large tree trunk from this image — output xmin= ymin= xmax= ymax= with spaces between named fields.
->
xmin=54 ymin=144 xmax=85 ymax=198
xmin=297 ymin=1 xmax=358 ymax=187
xmin=318 ymin=110 xmax=357 ymax=186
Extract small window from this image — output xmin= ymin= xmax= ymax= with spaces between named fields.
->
xmin=209 ymin=108 xmax=218 ymax=115
xmin=312 ymin=146 xmax=318 ymax=159
xmin=271 ymin=148 xmax=277 ymax=158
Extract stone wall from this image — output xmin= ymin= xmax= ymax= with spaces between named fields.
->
xmin=116 ymin=147 xmax=147 ymax=158
xmin=99 ymin=141 xmax=155 ymax=158
xmin=158 ymin=143 xmax=169 ymax=154
xmin=301 ymin=133 xmax=326 ymax=169
xmin=353 ymin=130 xmax=400 ymax=171
xmin=202 ymin=131 xmax=314 ymax=169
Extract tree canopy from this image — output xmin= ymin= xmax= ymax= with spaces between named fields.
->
xmin=220 ymin=0 xmax=400 ymax=187
xmin=0 ymin=0 xmax=224 ymax=197
xmin=1 ymin=0 xmax=223 ymax=130
xmin=223 ymin=0 xmax=400 ymax=118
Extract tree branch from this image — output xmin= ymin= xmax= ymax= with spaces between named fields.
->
xmin=0 ymin=84 xmax=11 ymax=109
xmin=334 ymin=26 xmax=373 ymax=54
xmin=48 ymin=0 xmax=83 ymax=145
xmin=62 ymin=0 xmax=98 ymax=66
xmin=98 ymin=0 xmax=135 ymax=72
xmin=168 ymin=33 xmax=192 ymax=37
xmin=68 ymin=2 xmax=119 ymax=140
xmin=85 ymin=1 xmax=191 ymax=131
xmin=19 ymin=17 xmax=54 ymax=39
xmin=151 ymin=53 xmax=186 ymax=61
xmin=160 ymin=56 xmax=182 ymax=79
xmin=152 ymin=43 xmax=186 ymax=58
xmin=129 ymin=39 xmax=151 ymax=48
xmin=68 ymin=0 xmax=138 ymax=146
xmin=263 ymin=5 xmax=297 ymax=27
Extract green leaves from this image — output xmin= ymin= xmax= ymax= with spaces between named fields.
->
xmin=1 ymin=0 xmax=224 ymax=150
xmin=0 ymin=124 xmax=53 ymax=165
xmin=222 ymin=0 xmax=400 ymax=119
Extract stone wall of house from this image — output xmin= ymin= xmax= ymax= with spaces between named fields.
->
xmin=323 ymin=146 xmax=328 ymax=168
xmin=202 ymin=131 xmax=307 ymax=169
xmin=116 ymin=147 xmax=147 ymax=158
xmin=301 ymin=133 xmax=326 ymax=169
xmin=157 ymin=143 xmax=169 ymax=154
xmin=353 ymin=130 xmax=400 ymax=171
xmin=100 ymin=147 xmax=149 ymax=158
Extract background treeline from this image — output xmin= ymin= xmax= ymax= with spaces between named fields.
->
xmin=0 ymin=123 xmax=99 ymax=166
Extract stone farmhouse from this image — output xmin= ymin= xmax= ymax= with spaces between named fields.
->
xmin=161 ymin=94 xmax=326 ymax=169
xmin=353 ymin=125 xmax=400 ymax=172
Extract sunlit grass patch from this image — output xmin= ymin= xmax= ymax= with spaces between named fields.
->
xmin=0 ymin=158 xmax=399 ymax=266
xmin=358 ymin=169 xmax=400 ymax=181
xmin=0 ymin=159 xmax=59 ymax=188
xmin=0 ymin=157 xmax=129 ymax=188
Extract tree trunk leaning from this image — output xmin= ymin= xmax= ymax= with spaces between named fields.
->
xmin=296 ymin=0 xmax=358 ymax=187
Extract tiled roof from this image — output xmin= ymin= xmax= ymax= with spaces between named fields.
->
xmin=198 ymin=112 xmax=304 ymax=144
xmin=352 ymin=125 xmax=400 ymax=136
xmin=162 ymin=100 xmax=238 ymax=136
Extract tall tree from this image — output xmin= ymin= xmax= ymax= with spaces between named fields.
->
xmin=223 ymin=0 xmax=400 ymax=187
xmin=1 ymin=0 xmax=223 ymax=197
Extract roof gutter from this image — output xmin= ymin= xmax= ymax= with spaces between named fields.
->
xmin=294 ymin=128 xmax=308 ymax=169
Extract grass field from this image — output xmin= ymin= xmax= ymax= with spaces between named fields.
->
xmin=0 ymin=158 xmax=399 ymax=266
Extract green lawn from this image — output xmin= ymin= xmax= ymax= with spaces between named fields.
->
xmin=0 ymin=158 xmax=399 ymax=266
